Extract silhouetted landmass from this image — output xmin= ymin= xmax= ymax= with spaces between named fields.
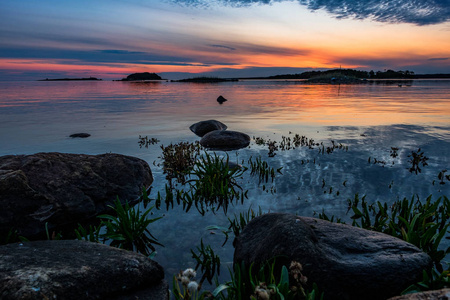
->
xmin=38 ymin=77 xmax=102 ymax=81
xmin=120 ymin=72 xmax=162 ymax=81
xmin=174 ymin=76 xmax=238 ymax=83
xmin=242 ymin=69 xmax=450 ymax=80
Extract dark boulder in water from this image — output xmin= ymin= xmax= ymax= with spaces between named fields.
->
xmin=200 ymin=130 xmax=250 ymax=151
xmin=0 ymin=152 xmax=153 ymax=240
xmin=189 ymin=120 xmax=228 ymax=137
xmin=69 ymin=133 xmax=90 ymax=138
xmin=217 ymin=95 xmax=227 ymax=104
xmin=0 ymin=240 xmax=168 ymax=299
xmin=234 ymin=213 xmax=432 ymax=300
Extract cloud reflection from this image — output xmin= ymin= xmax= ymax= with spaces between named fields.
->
xmin=172 ymin=0 xmax=450 ymax=25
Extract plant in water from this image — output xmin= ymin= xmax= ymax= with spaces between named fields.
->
xmin=98 ymin=197 xmax=163 ymax=256
xmin=407 ymin=148 xmax=429 ymax=174
xmin=191 ymin=239 xmax=221 ymax=288
xmin=159 ymin=141 xmax=202 ymax=184
xmin=186 ymin=152 xmax=247 ymax=215
xmin=74 ymin=223 xmax=102 ymax=243
xmin=248 ymin=156 xmax=283 ymax=183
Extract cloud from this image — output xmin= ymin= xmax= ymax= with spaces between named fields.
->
xmin=428 ymin=57 xmax=449 ymax=61
xmin=171 ymin=0 xmax=450 ymax=25
xmin=209 ymin=44 xmax=237 ymax=51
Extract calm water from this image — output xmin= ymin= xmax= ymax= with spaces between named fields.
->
xmin=1 ymin=79 xmax=449 ymax=285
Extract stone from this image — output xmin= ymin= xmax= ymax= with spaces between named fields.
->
xmin=0 ymin=152 xmax=153 ymax=240
xmin=200 ymin=130 xmax=250 ymax=151
xmin=233 ymin=213 xmax=432 ymax=300
xmin=387 ymin=289 xmax=450 ymax=300
xmin=189 ymin=120 xmax=228 ymax=137
xmin=69 ymin=133 xmax=90 ymax=138
xmin=0 ymin=240 xmax=168 ymax=300
xmin=217 ymin=95 xmax=227 ymax=104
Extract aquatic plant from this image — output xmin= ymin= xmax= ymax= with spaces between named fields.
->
xmin=248 ymin=156 xmax=283 ymax=183
xmin=407 ymin=148 xmax=429 ymax=174
xmin=138 ymin=135 xmax=159 ymax=148
xmin=185 ymin=153 xmax=247 ymax=215
xmin=1 ymin=228 xmax=28 ymax=245
xmin=159 ymin=141 xmax=202 ymax=184
xmin=97 ymin=197 xmax=163 ymax=256
xmin=213 ymin=259 xmax=323 ymax=300
xmin=191 ymin=239 xmax=221 ymax=288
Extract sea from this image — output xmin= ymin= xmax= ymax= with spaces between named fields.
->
xmin=1 ymin=79 xmax=449 ymax=287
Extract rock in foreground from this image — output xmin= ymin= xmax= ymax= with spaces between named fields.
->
xmin=387 ymin=288 xmax=450 ymax=300
xmin=0 ymin=152 xmax=153 ymax=239
xmin=189 ymin=120 xmax=228 ymax=137
xmin=0 ymin=240 xmax=168 ymax=300
xmin=200 ymin=130 xmax=250 ymax=151
xmin=234 ymin=213 xmax=432 ymax=300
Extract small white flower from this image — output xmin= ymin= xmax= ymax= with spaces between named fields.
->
xmin=187 ymin=281 xmax=199 ymax=294
xmin=180 ymin=276 xmax=190 ymax=286
xmin=182 ymin=268 xmax=197 ymax=279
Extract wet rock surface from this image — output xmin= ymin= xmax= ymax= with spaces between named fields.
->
xmin=200 ymin=130 xmax=250 ymax=151
xmin=0 ymin=240 xmax=168 ymax=300
xmin=189 ymin=120 xmax=228 ymax=137
xmin=387 ymin=288 xmax=450 ymax=300
xmin=0 ymin=152 xmax=153 ymax=239
xmin=234 ymin=213 xmax=432 ymax=300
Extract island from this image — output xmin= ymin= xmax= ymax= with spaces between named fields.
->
xmin=119 ymin=72 xmax=163 ymax=81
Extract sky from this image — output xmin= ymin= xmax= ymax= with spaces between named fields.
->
xmin=0 ymin=0 xmax=449 ymax=80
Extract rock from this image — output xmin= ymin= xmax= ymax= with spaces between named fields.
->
xmin=69 ymin=133 xmax=90 ymax=138
xmin=217 ymin=95 xmax=227 ymax=104
xmin=121 ymin=72 xmax=162 ymax=81
xmin=0 ymin=240 xmax=168 ymax=300
xmin=387 ymin=289 xmax=450 ymax=300
xmin=200 ymin=130 xmax=250 ymax=151
xmin=0 ymin=152 xmax=153 ymax=240
xmin=189 ymin=120 xmax=228 ymax=137
xmin=233 ymin=213 xmax=432 ymax=300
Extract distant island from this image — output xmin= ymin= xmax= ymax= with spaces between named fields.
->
xmin=38 ymin=77 xmax=102 ymax=81
xmin=173 ymin=76 xmax=238 ymax=83
xmin=244 ymin=69 xmax=450 ymax=81
xmin=119 ymin=72 xmax=163 ymax=81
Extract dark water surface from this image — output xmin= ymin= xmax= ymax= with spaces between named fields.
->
xmin=1 ymin=79 xmax=449 ymax=286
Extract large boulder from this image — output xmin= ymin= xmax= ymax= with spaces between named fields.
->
xmin=388 ymin=289 xmax=450 ymax=300
xmin=200 ymin=130 xmax=250 ymax=151
xmin=234 ymin=213 xmax=432 ymax=300
xmin=0 ymin=152 xmax=153 ymax=239
xmin=189 ymin=120 xmax=228 ymax=137
xmin=0 ymin=240 xmax=168 ymax=299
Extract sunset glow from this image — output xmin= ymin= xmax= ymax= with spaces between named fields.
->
xmin=1 ymin=1 xmax=449 ymax=80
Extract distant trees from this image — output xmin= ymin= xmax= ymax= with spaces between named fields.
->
xmin=268 ymin=68 xmax=417 ymax=80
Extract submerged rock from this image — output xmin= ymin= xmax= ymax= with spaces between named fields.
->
xmin=69 ymin=133 xmax=90 ymax=138
xmin=200 ymin=130 xmax=250 ymax=151
xmin=234 ymin=213 xmax=432 ymax=300
xmin=0 ymin=240 xmax=168 ymax=300
xmin=189 ymin=120 xmax=228 ymax=137
xmin=0 ymin=152 xmax=153 ymax=239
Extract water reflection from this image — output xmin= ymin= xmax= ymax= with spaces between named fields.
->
xmin=0 ymin=79 xmax=449 ymax=288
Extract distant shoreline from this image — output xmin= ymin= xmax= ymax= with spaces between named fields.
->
xmin=38 ymin=77 xmax=102 ymax=81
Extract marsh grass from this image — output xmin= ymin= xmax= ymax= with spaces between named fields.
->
xmin=97 ymin=197 xmax=163 ymax=256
